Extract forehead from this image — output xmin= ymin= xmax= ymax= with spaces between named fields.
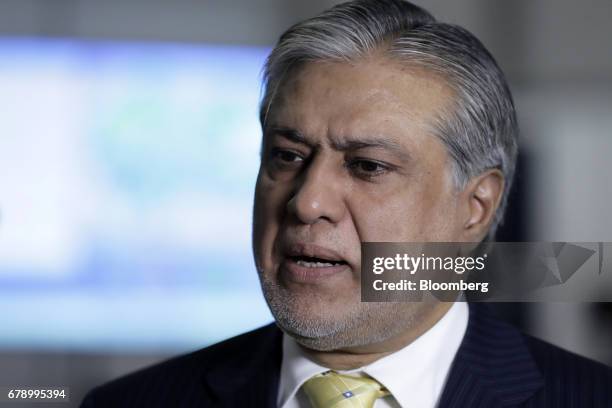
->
xmin=266 ymin=56 xmax=455 ymax=142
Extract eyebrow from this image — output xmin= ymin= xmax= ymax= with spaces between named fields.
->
xmin=267 ymin=125 xmax=412 ymax=162
xmin=267 ymin=126 xmax=316 ymax=148
xmin=330 ymin=138 xmax=411 ymax=162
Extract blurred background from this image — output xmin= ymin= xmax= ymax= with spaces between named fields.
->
xmin=0 ymin=0 xmax=611 ymax=406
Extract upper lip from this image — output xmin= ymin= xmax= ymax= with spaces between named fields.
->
xmin=283 ymin=243 xmax=347 ymax=263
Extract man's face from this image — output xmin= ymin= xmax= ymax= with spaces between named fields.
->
xmin=253 ymin=56 xmax=465 ymax=350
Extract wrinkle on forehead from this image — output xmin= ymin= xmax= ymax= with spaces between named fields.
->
xmin=266 ymin=56 xmax=455 ymax=140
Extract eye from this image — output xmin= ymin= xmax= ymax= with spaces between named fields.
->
xmin=275 ymin=150 xmax=302 ymax=162
xmin=267 ymin=148 xmax=305 ymax=171
xmin=347 ymin=158 xmax=390 ymax=178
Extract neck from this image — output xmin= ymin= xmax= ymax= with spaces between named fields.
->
xmin=299 ymin=302 xmax=454 ymax=370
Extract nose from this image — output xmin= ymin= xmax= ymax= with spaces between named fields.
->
xmin=286 ymin=156 xmax=346 ymax=225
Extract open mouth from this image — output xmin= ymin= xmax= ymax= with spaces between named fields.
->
xmin=289 ymin=255 xmax=348 ymax=268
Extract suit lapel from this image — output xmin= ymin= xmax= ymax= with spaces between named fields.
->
xmin=437 ymin=303 xmax=544 ymax=408
xmin=203 ymin=323 xmax=283 ymax=407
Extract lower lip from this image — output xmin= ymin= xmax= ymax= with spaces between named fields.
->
xmin=280 ymin=258 xmax=350 ymax=284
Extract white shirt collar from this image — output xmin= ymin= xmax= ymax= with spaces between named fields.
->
xmin=277 ymin=301 xmax=469 ymax=408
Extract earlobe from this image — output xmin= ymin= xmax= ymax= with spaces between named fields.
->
xmin=462 ymin=169 xmax=504 ymax=240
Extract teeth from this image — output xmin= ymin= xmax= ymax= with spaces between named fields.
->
xmin=296 ymin=260 xmax=339 ymax=268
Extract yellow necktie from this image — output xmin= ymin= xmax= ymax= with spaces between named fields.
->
xmin=302 ymin=371 xmax=390 ymax=408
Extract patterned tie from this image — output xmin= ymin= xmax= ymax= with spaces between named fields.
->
xmin=302 ymin=371 xmax=390 ymax=408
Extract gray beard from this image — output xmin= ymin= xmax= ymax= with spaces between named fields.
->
xmin=259 ymin=275 xmax=427 ymax=351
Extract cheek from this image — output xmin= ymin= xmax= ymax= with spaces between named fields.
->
xmin=349 ymin=195 xmax=429 ymax=241
xmin=253 ymin=173 xmax=287 ymax=265
xmin=348 ymin=181 xmax=459 ymax=241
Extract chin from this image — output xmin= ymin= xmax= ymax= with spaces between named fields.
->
xmin=277 ymin=314 xmax=366 ymax=352
xmin=285 ymin=314 xmax=402 ymax=352
xmin=262 ymin=284 xmax=355 ymax=340
xmin=264 ymin=287 xmax=406 ymax=351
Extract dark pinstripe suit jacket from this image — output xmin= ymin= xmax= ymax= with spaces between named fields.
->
xmin=81 ymin=304 xmax=612 ymax=407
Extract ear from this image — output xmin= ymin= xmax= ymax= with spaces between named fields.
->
xmin=460 ymin=169 xmax=505 ymax=241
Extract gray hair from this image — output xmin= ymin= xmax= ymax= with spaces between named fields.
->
xmin=259 ymin=0 xmax=518 ymax=237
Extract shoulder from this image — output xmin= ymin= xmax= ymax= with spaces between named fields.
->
xmin=471 ymin=303 xmax=612 ymax=401
xmin=468 ymin=304 xmax=611 ymax=377
xmin=80 ymin=323 xmax=281 ymax=408
xmin=522 ymin=332 xmax=612 ymax=389
xmin=443 ymin=303 xmax=612 ymax=406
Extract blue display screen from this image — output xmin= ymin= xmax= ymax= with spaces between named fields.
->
xmin=0 ymin=37 xmax=273 ymax=351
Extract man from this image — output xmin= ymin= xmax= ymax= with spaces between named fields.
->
xmin=82 ymin=1 xmax=612 ymax=407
